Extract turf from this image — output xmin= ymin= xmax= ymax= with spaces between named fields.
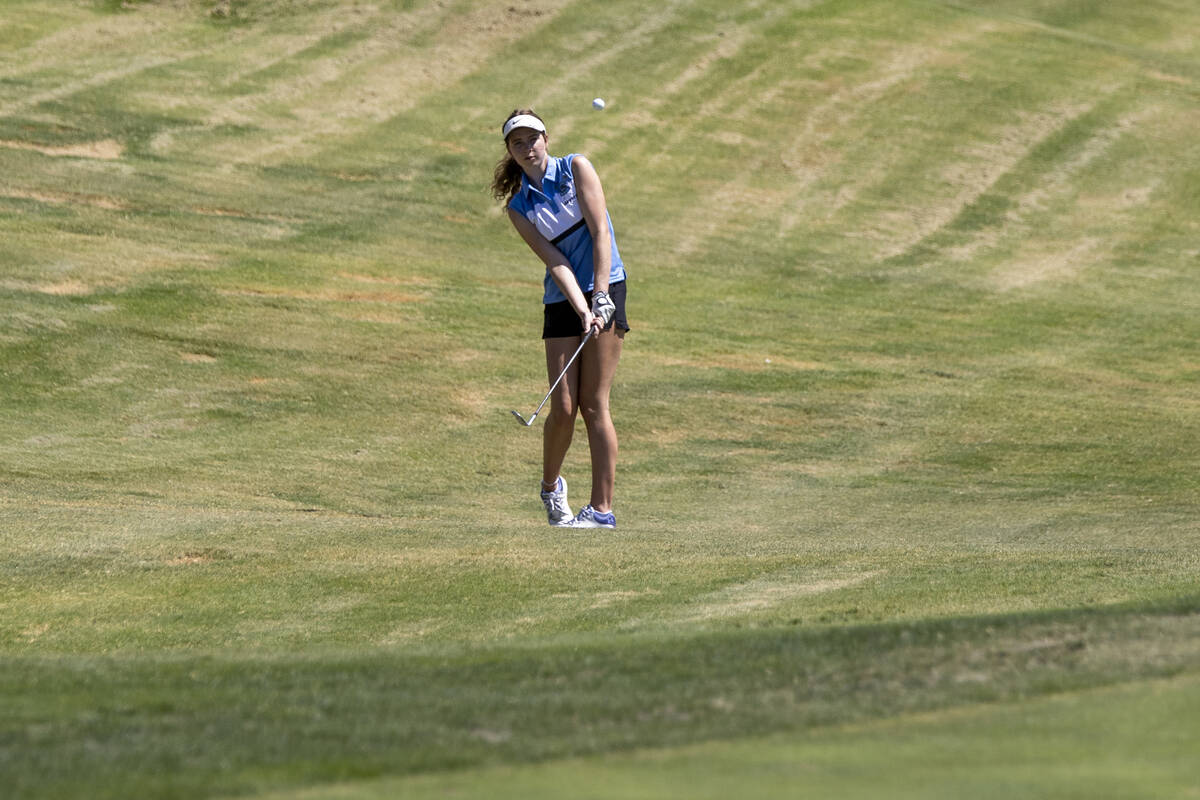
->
xmin=251 ymin=673 xmax=1200 ymax=799
xmin=1 ymin=0 xmax=1198 ymax=797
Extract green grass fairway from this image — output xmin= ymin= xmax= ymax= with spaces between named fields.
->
xmin=252 ymin=673 xmax=1200 ymax=799
xmin=2 ymin=0 xmax=1199 ymax=798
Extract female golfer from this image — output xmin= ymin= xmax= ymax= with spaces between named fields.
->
xmin=492 ymin=109 xmax=629 ymax=529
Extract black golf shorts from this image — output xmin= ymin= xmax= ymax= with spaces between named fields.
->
xmin=542 ymin=280 xmax=629 ymax=339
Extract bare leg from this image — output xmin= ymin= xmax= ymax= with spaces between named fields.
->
xmin=578 ymin=326 xmax=624 ymax=512
xmin=542 ymin=336 xmax=583 ymax=491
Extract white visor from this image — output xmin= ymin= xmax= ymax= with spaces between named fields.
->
xmin=502 ymin=114 xmax=546 ymax=140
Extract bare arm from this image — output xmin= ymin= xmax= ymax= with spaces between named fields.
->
xmin=507 ymin=207 xmax=595 ymax=329
xmin=571 ymin=155 xmax=612 ymax=296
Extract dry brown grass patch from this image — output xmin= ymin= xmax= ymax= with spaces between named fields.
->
xmin=0 ymin=138 xmax=123 ymax=159
xmin=1 ymin=187 xmax=129 ymax=210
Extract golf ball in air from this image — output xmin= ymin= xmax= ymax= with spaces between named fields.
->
xmin=592 ymin=97 xmax=606 ymax=110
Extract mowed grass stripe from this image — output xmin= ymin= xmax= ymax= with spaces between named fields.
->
xmin=186 ymin=1 xmax=577 ymax=167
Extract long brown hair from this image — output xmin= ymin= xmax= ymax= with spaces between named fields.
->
xmin=490 ymin=108 xmax=545 ymax=203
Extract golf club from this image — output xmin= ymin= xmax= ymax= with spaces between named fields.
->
xmin=511 ymin=328 xmax=594 ymax=427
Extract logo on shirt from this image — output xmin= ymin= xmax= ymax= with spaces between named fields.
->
xmin=559 ymin=179 xmax=577 ymax=208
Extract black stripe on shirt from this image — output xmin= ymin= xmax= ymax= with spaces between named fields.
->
xmin=550 ymin=218 xmax=587 ymax=245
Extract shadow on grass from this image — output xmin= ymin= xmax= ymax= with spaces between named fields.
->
xmin=4 ymin=596 xmax=1199 ymax=798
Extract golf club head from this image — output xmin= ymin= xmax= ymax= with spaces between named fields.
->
xmin=511 ymin=410 xmax=534 ymax=427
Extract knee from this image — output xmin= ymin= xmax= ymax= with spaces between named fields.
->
xmin=579 ymin=400 xmax=609 ymax=427
xmin=547 ymin=398 xmax=578 ymax=427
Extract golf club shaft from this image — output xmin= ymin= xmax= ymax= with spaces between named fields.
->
xmin=528 ymin=328 xmax=593 ymax=423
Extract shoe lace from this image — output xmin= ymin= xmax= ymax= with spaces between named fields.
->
xmin=542 ymin=487 xmax=569 ymax=515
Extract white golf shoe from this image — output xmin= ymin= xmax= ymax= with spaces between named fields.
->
xmin=564 ymin=504 xmax=616 ymax=529
xmin=539 ymin=477 xmax=573 ymax=526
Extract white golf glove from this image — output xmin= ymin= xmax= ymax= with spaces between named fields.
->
xmin=591 ymin=290 xmax=615 ymax=328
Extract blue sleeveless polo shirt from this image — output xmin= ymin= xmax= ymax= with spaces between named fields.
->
xmin=508 ymin=154 xmax=626 ymax=305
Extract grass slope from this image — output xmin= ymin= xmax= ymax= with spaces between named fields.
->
xmin=1 ymin=0 xmax=1198 ymax=797
xmin=256 ymin=673 xmax=1200 ymax=799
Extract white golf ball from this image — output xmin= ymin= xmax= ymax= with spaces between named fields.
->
xmin=592 ymin=97 xmax=606 ymax=110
